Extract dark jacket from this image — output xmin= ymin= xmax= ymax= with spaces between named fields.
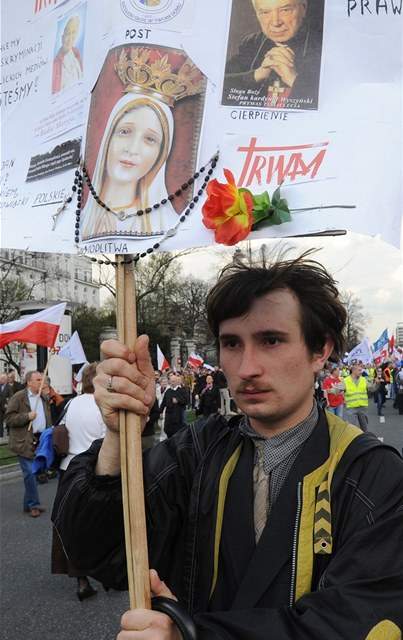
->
xmin=222 ymin=21 xmax=323 ymax=110
xmin=5 ymin=388 xmax=52 ymax=458
xmin=0 ymin=382 xmax=13 ymax=416
xmin=52 ymin=411 xmax=403 ymax=639
xmin=159 ymin=386 xmax=188 ymax=437
xmin=197 ymin=384 xmax=221 ymax=417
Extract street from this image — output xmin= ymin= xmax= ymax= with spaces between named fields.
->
xmin=1 ymin=400 xmax=402 ymax=640
xmin=1 ymin=473 xmax=129 ymax=640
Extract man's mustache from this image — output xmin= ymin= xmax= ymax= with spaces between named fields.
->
xmin=235 ymin=384 xmax=271 ymax=394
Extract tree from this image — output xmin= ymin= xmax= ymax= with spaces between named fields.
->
xmin=169 ymin=274 xmax=211 ymax=340
xmin=0 ymin=277 xmax=33 ymax=374
xmin=71 ymin=303 xmax=116 ymax=363
xmin=93 ymin=250 xmax=209 ymax=357
xmin=340 ymin=291 xmax=371 ymax=352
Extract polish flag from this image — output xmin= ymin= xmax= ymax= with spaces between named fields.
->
xmin=187 ymin=352 xmax=204 ymax=370
xmin=0 ymin=303 xmax=67 ymax=349
xmin=157 ymin=345 xmax=170 ymax=371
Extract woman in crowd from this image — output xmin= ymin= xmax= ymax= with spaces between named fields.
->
xmin=51 ymin=362 xmax=106 ymax=601
xmin=374 ymin=366 xmax=387 ymax=417
xmin=196 ymin=373 xmax=221 ymax=418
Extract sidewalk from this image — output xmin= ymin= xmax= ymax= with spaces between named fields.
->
xmin=0 ymin=463 xmax=21 ymax=483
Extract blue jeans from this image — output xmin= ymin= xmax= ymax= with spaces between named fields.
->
xmin=18 ymin=456 xmax=40 ymax=511
xmin=375 ymin=391 xmax=385 ymax=416
xmin=327 ymin=405 xmax=344 ymax=419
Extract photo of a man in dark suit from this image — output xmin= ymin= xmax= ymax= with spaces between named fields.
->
xmin=222 ymin=0 xmax=324 ymax=110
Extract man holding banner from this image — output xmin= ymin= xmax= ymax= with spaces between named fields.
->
xmin=53 ymin=254 xmax=403 ymax=638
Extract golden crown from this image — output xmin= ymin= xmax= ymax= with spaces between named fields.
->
xmin=115 ymin=46 xmax=205 ymax=107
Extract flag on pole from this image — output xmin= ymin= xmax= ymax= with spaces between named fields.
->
xmin=346 ymin=336 xmax=373 ymax=365
xmin=157 ymin=345 xmax=170 ymax=371
xmin=372 ymin=329 xmax=388 ymax=365
xmin=187 ymin=352 xmax=204 ymax=370
xmin=59 ymin=330 xmax=87 ymax=364
xmin=0 ymin=303 xmax=67 ymax=349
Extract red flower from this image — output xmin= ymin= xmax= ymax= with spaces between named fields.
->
xmin=202 ymin=169 xmax=254 ymax=246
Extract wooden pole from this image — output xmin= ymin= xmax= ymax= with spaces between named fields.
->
xmin=115 ymin=254 xmax=151 ymax=610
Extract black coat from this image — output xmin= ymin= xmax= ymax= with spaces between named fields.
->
xmin=222 ymin=20 xmax=323 ymax=110
xmin=159 ymin=386 xmax=188 ymax=437
xmin=197 ymin=384 xmax=221 ymax=417
xmin=52 ymin=412 xmax=403 ymax=638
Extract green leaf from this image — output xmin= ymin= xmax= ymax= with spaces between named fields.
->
xmin=271 ymin=185 xmax=283 ymax=206
xmin=271 ymin=205 xmax=292 ymax=225
xmin=252 ymin=191 xmax=271 ymax=211
xmin=251 ymin=185 xmax=292 ymax=228
xmin=250 ymin=191 xmax=270 ymax=224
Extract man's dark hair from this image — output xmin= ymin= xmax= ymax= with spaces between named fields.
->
xmin=206 ymin=250 xmax=346 ymax=359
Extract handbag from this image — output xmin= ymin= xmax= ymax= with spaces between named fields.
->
xmin=52 ymin=423 xmax=69 ymax=457
xmin=51 ymin=398 xmax=72 ymax=458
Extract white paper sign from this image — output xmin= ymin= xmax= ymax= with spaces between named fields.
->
xmin=1 ymin=0 xmax=402 ymax=254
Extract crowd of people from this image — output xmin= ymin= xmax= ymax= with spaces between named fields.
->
xmin=315 ymin=358 xmax=403 ymax=425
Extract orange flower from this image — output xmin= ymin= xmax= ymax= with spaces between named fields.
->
xmin=202 ymin=169 xmax=254 ymax=246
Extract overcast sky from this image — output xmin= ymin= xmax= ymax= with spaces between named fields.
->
xmin=178 ymin=231 xmax=403 ymax=345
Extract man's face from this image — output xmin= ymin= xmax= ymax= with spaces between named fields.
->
xmin=28 ymin=372 xmax=43 ymax=394
xmin=62 ymin=23 xmax=78 ymax=53
xmin=169 ymin=374 xmax=180 ymax=386
xmin=8 ymin=372 xmax=15 ymax=383
xmin=255 ymin=0 xmax=307 ymax=43
xmin=41 ymin=382 xmax=50 ymax=395
xmin=219 ymin=288 xmax=331 ymax=436
xmin=0 ymin=374 xmax=7 ymax=385
xmin=351 ymin=363 xmax=364 ymax=378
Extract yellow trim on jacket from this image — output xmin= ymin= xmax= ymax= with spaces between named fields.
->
xmin=209 ymin=443 xmax=243 ymax=600
xmin=294 ymin=414 xmax=362 ymax=601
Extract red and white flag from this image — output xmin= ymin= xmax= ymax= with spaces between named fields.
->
xmin=0 ymin=303 xmax=66 ymax=349
xmin=187 ymin=352 xmax=204 ymax=370
xmin=157 ymin=344 xmax=170 ymax=371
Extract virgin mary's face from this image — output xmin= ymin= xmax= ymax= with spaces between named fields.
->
xmin=105 ymin=105 xmax=164 ymax=190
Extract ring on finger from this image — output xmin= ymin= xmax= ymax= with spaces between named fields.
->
xmin=107 ymin=375 xmax=116 ymax=393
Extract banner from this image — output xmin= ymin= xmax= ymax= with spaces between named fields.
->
xmin=1 ymin=0 xmax=402 ymax=257
xmin=372 ymin=328 xmax=389 ymax=365
xmin=346 ymin=336 xmax=374 ymax=365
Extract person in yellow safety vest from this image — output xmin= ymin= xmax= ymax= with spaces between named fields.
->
xmin=337 ymin=359 xmax=380 ymax=431
xmin=363 ymin=363 xmax=375 ymax=382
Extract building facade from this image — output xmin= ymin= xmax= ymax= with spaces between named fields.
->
xmin=396 ymin=323 xmax=403 ymax=348
xmin=0 ymin=249 xmax=101 ymax=308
